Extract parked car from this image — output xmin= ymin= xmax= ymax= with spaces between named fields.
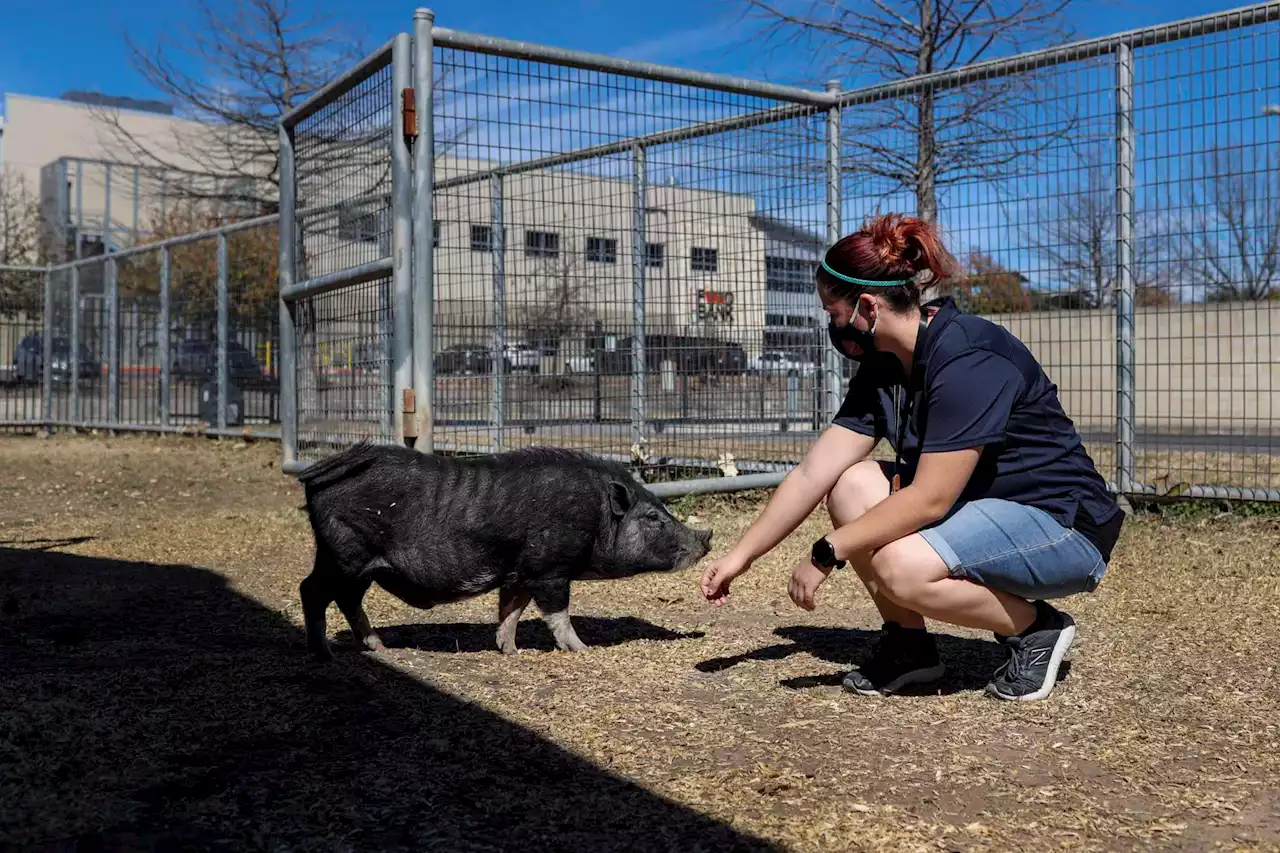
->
xmin=10 ymin=333 xmax=101 ymax=385
xmin=435 ymin=343 xmax=498 ymax=376
xmin=748 ymin=350 xmax=818 ymax=377
xmin=503 ymin=342 xmax=542 ymax=373
xmin=597 ymin=334 xmax=748 ymax=376
xmin=171 ymin=338 xmax=271 ymax=388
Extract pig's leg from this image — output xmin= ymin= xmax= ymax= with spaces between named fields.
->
xmin=496 ymin=585 xmax=532 ymax=654
xmin=530 ymin=579 xmax=588 ymax=652
xmin=300 ymin=561 xmax=337 ymax=662
xmin=334 ymin=577 xmax=384 ymax=653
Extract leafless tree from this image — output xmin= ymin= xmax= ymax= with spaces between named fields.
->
xmin=1184 ymin=146 xmax=1279 ymax=302
xmin=95 ymin=0 xmax=475 ymax=224
xmin=0 ymin=172 xmax=44 ymax=315
xmin=523 ymin=232 xmax=600 ymax=385
xmin=1013 ymin=157 xmax=1182 ymax=307
xmin=90 ymin=0 xmax=368 ymax=217
xmin=741 ymin=0 xmax=1077 ymax=221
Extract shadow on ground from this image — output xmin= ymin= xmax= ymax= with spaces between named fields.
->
xmin=696 ymin=625 xmax=1069 ymax=696
xmin=0 ymin=546 xmax=776 ymax=851
xmin=360 ymin=616 xmax=705 ymax=655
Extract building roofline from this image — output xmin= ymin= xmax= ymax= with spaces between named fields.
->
xmin=2 ymin=91 xmax=199 ymax=124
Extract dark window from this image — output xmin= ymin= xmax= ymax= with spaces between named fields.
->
xmin=525 ymin=230 xmax=560 ymax=259
xmin=338 ymin=201 xmax=387 ymax=247
xmin=470 ymin=224 xmax=496 ymax=252
xmin=586 ymin=236 xmax=617 ymax=264
xmin=645 ymin=242 xmax=665 ymax=268
xmin=691 ymin=246 xmax=718 ymax=272
xmin=433 ymin=220 xmax=440 ymax=248
xmin=766 ymin=255 xmax=817 ymax=293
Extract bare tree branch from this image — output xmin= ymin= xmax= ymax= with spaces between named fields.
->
xmin=1186 ymin=146 xmax=1279 ymax=302
xmin=741 ymin=0 xmax=1077 ymax=221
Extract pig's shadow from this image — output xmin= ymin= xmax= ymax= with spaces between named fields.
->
xmin=347 ymin=616 xmax=705 ymax=654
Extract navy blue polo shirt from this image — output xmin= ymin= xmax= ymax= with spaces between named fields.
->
xmin=833 ymin=297 xmax=1125 ymax=561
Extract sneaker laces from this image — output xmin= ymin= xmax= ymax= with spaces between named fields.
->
xmin=997 ymin=636 xmax=1025 ymax=683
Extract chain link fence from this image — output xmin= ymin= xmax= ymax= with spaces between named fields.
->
xmin=5 ymin=3 xmax=1278 ymax=503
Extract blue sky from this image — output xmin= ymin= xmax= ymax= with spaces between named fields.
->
xmin=0 ymin=0 xmax=1244 ymax=108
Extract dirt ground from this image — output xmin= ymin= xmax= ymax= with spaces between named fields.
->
xmin=2 ymin=433 xmax=1278 ymax=852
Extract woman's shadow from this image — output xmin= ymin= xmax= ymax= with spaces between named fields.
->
xmin=695 ymin=625 xmax=1069 ymax=695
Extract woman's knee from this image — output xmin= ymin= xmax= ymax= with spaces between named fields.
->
xmin=869 ymin=535 xmax=948 ymax=603
xmin=827 ymin=459 xmax=891 ymax=526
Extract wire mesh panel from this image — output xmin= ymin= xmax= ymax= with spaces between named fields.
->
xmin=0 ymin=266 xmax=47 ymax=428
xmin=227 ymin=222 xmax=282 ymax=425
xmin=1130 ymin=15 xmax=1279 ymax=496
xmin=294 ymin=278 xmax=394 ymax=457
xmin=431 ymin=45 xmax=828 ymax=480
xmin=166 ymin=239 xmax=221 ymax=426
xmin=287 ymin=41 xmax=399 ymax=461
xmin=841 ymin=51 xmax=1123 ymax=479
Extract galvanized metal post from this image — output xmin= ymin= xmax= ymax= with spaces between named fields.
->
xmin=631 ymin=144 xmax=648 ymax=451
xmin=41 ymin=268 xmax=53 ymax=427
xmin=75 ymin=161 xmax=83 ymax=258
xmin=490 ymin=175 xmax=506 ymax=450
xmin=132 ymin=167 xmax=140 ymax=244
xmin=107 ymin=256 xmax=120 ymax=425
xmin=1114 ymin=44 xmax=1136 ymax=495
xmin=216 ymin=231 xmax=229 ymax=430
xmin=104 ymin=164 xmax=113 ymax=252
xmin=159 ymin=246 xmax=171 ymax=427
xmin=278 ymin=122 xmax=299 ymax=467
xmin=821 ymin=79 xmax=844 ymax=426
xmin=412 ymin=8 xmax=437 ymax=453
xmin=392 ymin=31 xmax=414 ymax=446
xmin=70 ymin=265 xmax=80 ymax=422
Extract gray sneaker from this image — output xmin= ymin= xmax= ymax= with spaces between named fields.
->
xmin=985 ymin=601 xmax=1077 ymax=701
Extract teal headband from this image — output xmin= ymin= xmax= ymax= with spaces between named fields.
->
xmin=820 ymin=258 xmax=911 ymax=287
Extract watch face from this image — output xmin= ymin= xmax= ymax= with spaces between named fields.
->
xmin=812 ymin=537 xmax=835 ymax=567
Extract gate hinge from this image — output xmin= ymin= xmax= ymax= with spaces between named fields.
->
xmin=401 ymin=88 xmax=418 ymax=141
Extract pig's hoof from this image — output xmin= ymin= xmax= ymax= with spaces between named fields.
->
xmin=498 ymin=642 xmax=520 ymax=655
xmin=309 ymin=644 xmax=333 ymax=662
xmin=363 ymin=635 xmax=386 ymax=652
xmin=557 ymin=640 xmax=589 ymax=653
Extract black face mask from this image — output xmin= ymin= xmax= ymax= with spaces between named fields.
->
xmin=827 ymin=317 xmax=877 ymax=362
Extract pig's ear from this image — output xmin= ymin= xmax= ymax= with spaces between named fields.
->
xmin=608 ymin=480 xmax=634 ymax=517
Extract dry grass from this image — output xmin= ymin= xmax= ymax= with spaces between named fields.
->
xmin=2 ymin=433 xmax=1279 ymax=852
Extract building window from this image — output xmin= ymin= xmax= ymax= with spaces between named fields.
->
xmin=766 ymin=255 xmax=817 ymax=293
xmin=586 ymin=236 xmax=617 ymax=264
xmin=337 ymin=200 xmax=388 ymax=247
xmin=691 ymin=246 xmax=718 ymax=272
xmin=525 ymin=230 xmax=560 ymax=259
xmin=766 ymin=313 xmax=786 ymax=326
xmin=433 ymin=220 xmax=441 ymax=248
xmin=470 ymin=224 xmax=498 ymax=252
xmin=645 ymin=242 xmax=665 ymax=268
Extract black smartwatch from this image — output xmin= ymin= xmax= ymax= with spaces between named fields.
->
xmin=811 ymin=536 xmax=846 ymax=570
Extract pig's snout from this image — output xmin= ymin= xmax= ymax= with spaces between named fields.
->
xmin=697 ymin=529 xmax=712 ymax=551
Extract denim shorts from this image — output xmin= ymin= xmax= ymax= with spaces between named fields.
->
xmin=917 ymin=498 xmax=1108 ymax=600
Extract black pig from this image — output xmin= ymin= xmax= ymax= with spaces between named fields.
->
xmin=296 ymin=441 xmax=712 ymax=659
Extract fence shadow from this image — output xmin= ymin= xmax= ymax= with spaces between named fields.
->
xmin=694 ymin=625 xmax=1052 ymax=696
xmin=0 ymin=546 xmax=777 ymax=851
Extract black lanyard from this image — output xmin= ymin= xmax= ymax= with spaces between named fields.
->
xmin=890 ymin=317 xmax=932 ymax=494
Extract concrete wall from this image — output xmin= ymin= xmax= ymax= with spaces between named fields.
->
xmin=986 ymin=302 xmax=1279 ymax=433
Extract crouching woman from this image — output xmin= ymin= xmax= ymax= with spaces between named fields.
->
xmin=700 ymin=213 xmax=1124 ymax=701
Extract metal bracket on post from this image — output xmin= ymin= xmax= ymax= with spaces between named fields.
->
xmin=401 ymin=388 xmax=418 ymax=439
xmin=490 ymin=174 xmax=506 ymax=451
xmin=1114 ymin=43 xmax=1136 ymax=496
xmin=821 ymin=79 xmax=844 ymax=427
xmin=412 ymin=8 xmax=437 ymax=453
xmin=630 ymin=144 xmax=648 ymax=454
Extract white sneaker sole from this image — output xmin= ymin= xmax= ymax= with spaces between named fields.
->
xmin=988 ymin=623 xmax=1077 ymax=701
xmin=843 ymin=663 xmax=946 ymax=697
